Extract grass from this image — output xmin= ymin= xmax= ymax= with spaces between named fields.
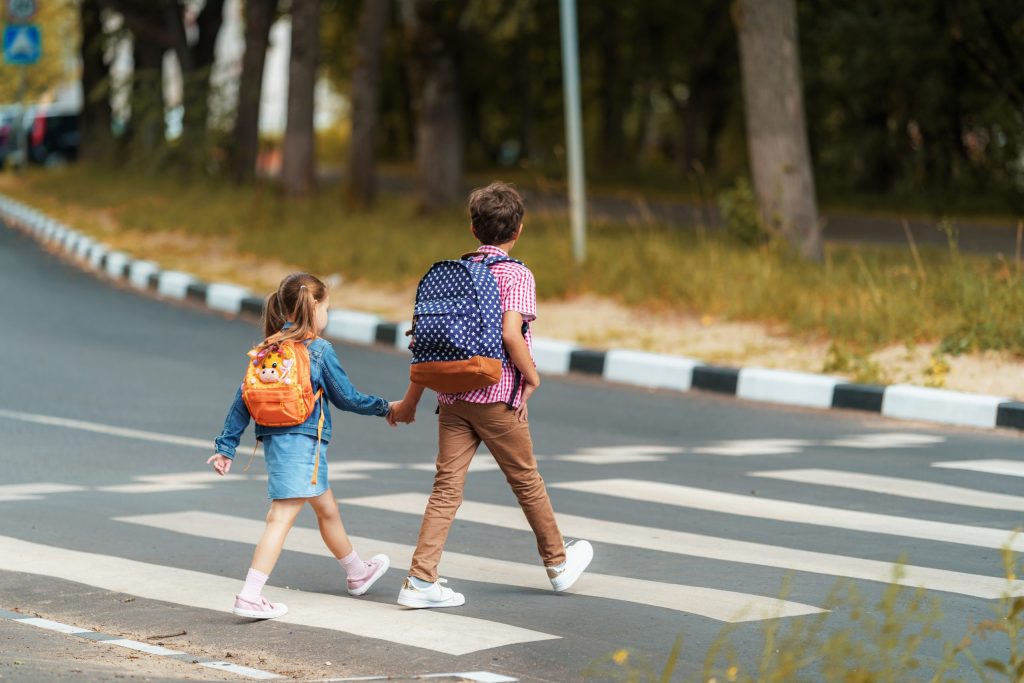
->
xmin=587 ymin=548 xmax=1024 ymax=682
xmin=3 ymin=164 xmax=1024 ymax=361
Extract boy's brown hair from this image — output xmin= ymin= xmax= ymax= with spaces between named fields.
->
xmin=469 ymin=182 xmax=524 ymax=246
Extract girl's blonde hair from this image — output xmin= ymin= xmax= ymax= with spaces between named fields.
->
xmin=259 ymin=272 xmax=328 ymax=350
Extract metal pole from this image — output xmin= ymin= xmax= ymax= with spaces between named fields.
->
xmin=559 ymin=0 xmax=586 ymax=264
xmin=14 ymin=66 xmax=27 ymax=171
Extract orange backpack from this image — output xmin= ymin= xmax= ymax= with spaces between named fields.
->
xmin=241 ymin=340 xmax=325 ymax=484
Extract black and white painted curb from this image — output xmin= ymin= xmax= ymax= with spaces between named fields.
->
xmin=0 ymin=607 xmax=282 ymax=679
xmin=3 ymin=193 xmax=1022 ymax=433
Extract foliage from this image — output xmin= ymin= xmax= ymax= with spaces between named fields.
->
xmin=6 ymin=165 xmax=1024 ymax=359
xmin=0 ymin=0 xmax=79 ymax=104
xmin=717 ymin=178 xmax=769 ymax=246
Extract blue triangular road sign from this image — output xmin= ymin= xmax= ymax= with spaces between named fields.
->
xmin=3 ymin=24 xmax=40 ymax=65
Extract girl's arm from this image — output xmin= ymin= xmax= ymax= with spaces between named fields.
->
xmin=321 ymin=342 xmax=391 ymax=417
xmin=213 ymin=385 xmax=251 ymax=459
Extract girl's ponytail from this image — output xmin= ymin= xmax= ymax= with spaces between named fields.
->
xmin=257 ymin=273 xmax=328 ymax=351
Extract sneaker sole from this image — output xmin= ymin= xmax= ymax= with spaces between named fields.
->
xmin=233 ymin=605 xmax=288 ymax=619
xmin=347 ymin=554 xmax=391 ymax=596
xmin=396 ymin=592 xmax=466 ymax=609
xmin=552 ymin=541 xmax=594 ymax=593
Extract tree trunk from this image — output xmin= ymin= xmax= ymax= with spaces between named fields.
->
xmin=344 ymin=0 xmax=391 ymax=207
xmin=406 ymin=0 xmax=465 ymax=212
xmin=181 ymin=0 xmax=226 ymax=141
xmin=129 ymin=37 xmax=166 ymax=155
xmin=282 ymin=0 xmax=321 ymax=197
xmin=232 ymin=0 xmax=277 ymax=183
xmin=735 ymin=0 xmax=822 ymax=261
xmin=79 ymin=0 xmax=114 ymax=162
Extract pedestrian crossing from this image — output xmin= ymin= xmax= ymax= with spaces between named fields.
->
xmin=4 ymin=423 xmax=1024 ymax=669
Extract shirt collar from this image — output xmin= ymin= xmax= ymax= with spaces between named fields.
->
xmin=477 ymin=244 xmax=508 ymax=256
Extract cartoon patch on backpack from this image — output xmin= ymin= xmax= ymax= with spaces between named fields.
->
xmin=248 ymin=345 xmax=295 ymax=385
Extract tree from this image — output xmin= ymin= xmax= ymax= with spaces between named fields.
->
xmin=79 ymin=0 xmax=115 ymax=162
xmin=344 ymin=0 xmax=391 ymax=207
xmin=405 ymin=0 xmax=467 ymax=212
xmin=180 ymin=0 xmax=227 ymax=143
xmin=281 ymin=0 xmax=321 ymax=197
xmin=231 ymin=0 xmax=278 ymax=183
xmin=735 ymin=0 xmax=821 ymax=261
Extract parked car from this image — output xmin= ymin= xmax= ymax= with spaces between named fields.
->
xmin=27 ymin=109 xmax=80 ymax=166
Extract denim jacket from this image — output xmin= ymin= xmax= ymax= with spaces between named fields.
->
xmin=214 ymin=337 xmax=389 ymax=459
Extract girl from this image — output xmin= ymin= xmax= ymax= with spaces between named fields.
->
xmin=208 ymin=272 xmax=397 ymax=619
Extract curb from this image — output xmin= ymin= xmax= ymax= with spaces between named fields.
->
xmin=2 ymin=193 xmax=1021 ymax=434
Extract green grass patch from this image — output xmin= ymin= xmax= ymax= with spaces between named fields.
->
xmin=4 ymin=165 xmax=1024 ymax=358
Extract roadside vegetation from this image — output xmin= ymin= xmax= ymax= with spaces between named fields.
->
xmin=4 ymin=165 xmax=1023 ymax=378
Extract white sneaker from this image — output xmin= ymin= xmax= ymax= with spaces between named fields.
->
xmin=547 ymin=539 xmax=594 ymax=592
xmin=396 ymin=577 xmax=465 ymax=609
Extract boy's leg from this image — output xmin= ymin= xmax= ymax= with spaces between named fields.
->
xmin=408 ymin=403 xmax=481 ymax=582
xmin=469 ymin=403 xmax=566 ymax=568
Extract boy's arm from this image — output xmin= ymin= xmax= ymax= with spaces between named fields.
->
xmin=389 ymin=382 xmax=425 ymax=424
xmin=213 ymin=385 xmax=251 ymax=460
xmin=502 ymin=309 xmax=540 ymax=387
xmin=321 ymin=342 xmax=391 ymax=417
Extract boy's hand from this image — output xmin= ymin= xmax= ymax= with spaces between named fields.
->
xmin=389 ymin=399 xmax=417 ymax=425
xmin=515 ymin=379 xmax=539 ymax=422
xmin=207 ymin=453 xmax=232 ymax=476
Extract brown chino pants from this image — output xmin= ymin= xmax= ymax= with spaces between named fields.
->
xmin=408 ymin=400 xmax=567 ymax=582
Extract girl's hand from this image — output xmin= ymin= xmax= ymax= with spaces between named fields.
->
xmin=389 ymin=399 xmax=416 ymax=425
xmin=207 ymin=453 xmax=232 ymax=475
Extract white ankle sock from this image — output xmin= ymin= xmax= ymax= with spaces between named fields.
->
xmin=409 ymin=576 xmax=434 ymax=589
xmin=339 ymin=550 xmax=367 ymax=580
xmin=240 ymin=567 xmax=268 ymax=598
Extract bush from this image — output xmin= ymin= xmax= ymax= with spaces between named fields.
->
xmin=717 ymin=178 xmax=770 ymax=246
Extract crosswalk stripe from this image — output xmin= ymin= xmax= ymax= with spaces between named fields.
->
xmin=0 ymin=408 xmax=214 ymax=450
xmin=551 ymin=479 xmax=1024 ymax=552
xmin=824 ymin=433 xmax=944 ymax=449
xmin=692 ymin=439 xmax=812 ymax=456
xmin=933 ymin=459 xmax=1024 ymax=478
xmin=750 ymin=468 xmax=1024 ymax=512
xmin=116 ymin=511 xmax=823 ymax=623
xmin=0 ymin=483 xmax=86 ymax=502
xmin=0 ymin=534 xmax=557 ymax=655
xmin=342 ymin=493 xmax=1023 ymax=600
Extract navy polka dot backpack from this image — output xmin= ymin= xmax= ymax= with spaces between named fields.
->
xmin=408 ymin=251 xmax=524 ymax=399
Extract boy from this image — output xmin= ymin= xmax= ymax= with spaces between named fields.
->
xmin=388 ymin=182 xmax=593 ymax=608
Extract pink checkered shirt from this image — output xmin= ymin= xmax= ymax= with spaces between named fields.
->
xmin=436 ymin=244 xmax=536 ymax=409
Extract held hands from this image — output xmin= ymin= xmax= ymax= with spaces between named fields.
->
xmin=207 ymin=453 xmax=232 ymax=475
xmin=387 ymin=399 xmax=417 ymax=426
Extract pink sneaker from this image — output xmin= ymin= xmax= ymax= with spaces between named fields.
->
xmin=347 ymin=554 xmax=390 ymax=596
xmin=233 ymin=594 xmax=288 ymax=619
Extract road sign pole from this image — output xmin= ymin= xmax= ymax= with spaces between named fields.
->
xmin=14 ymin=65 xmax=26 ymax=171
xmin=559 ymin=0 xmax=587 ymax=265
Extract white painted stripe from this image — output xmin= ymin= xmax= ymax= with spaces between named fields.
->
xmin=318 ymin=673 xmax=517 ymax=683
xmin=0 ymin=483 xmax=86 ymax=502
xmin=104 ymin=251 xmax=130 ymax=278
xmin=395 ymin=320 xmax=414 ymax=353
xmin=603 ymin=350 xmax=701 ymax=392
xmin=0 ymin=408 xmax=214 ymax=450
xmin=103 ymin=639 xmax=184 ymax=656
xmin=0 ymin=535 xmax=556 ymax=655
xmin=825 ymin=433 xmax=945 ymax=449
xmin=407 ymin=458 xmax=502 ymax=473
xmin=882 ymin=384 xmax=1007 ymax=428
xmin=693 ymin=438 xmax=812 ymax=456
xmin=206 ymin=283 xmax=250 ymax=315
xmin=118 ymin=511 xmax=823 ymax=622
xmin=74 ymin=237 xmax=94 ymax=259
xmin=128 ymin=260 xmax=160 ymax=289
xmin=552 ymin=478 xmax=1024 ymax=552
xmin=737 ymin=368 xmax=845 ymax=409
xmin=548 ymin=445 xmax=681 ymax=465
xmin=531 ymin=338 xmax=577 ymax=375
xmin=156 ymin=271 xmax=197 ymax=300
xmin=751 ymin=468 xmax=1024 ymax=512
xmin=17 ymin=617 xmax=93 ymax=635
xmin=198 ymin=661 xmax=283 ymax=679
xmin=326 ymin=310 xmax=381 ymax=345
xmin=343 ymin=493 xmax=1022 ymax=600
xmin=97 ymin=472 xmax=254 ymax=494
xmin=87 ymin=243 xmax=108 ymax=270
xmin=933 ymin=459 xmax=1024 ymax=478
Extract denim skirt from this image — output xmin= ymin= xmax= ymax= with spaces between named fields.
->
xmin=262 ymin=433 xmax=329 ymax=500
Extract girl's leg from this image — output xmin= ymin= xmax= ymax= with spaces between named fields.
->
xmin=308 ymin=489 xmax=352 ymax=558
xmin=250 ymin=497 xmax=306 ymax=574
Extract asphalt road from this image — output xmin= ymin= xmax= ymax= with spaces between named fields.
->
xmin=2 ymin=221 xmax=1023 ymax=682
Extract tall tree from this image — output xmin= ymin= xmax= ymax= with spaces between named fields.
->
xmin=282 ymin=0 xmax=321 ymax=196
xmin=180 ymin=0 xmax=227 ymax=142
xmin=735 ymin=0 xmax=821 ymax=261
xmin=231 ymin=0 xmax=278 ymax=183
xmin=79 ymin=0 xmax=115 ymax=162
xmin=405 ymin=0 xmax=467 ymax=212
xmin=344 ymin=0 xmax=391 ymax=207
